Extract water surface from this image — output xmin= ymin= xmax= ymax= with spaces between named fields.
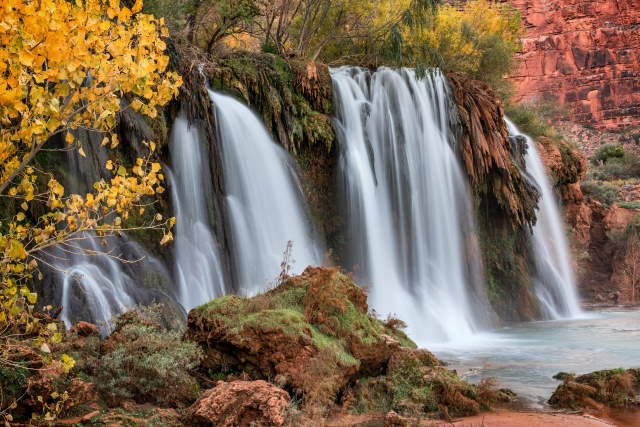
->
xmin=432 ymin=309 xmax=640 ymax=408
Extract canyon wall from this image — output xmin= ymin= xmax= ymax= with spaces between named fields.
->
xmin=509 ymin=0 xmax=640 ymax=130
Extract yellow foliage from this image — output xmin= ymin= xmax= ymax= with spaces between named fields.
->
xmin=0 ymin=0 xmax=181 ymax=421
xmin=403 ymin=0 xmax=522 ymax=81
xmin=0 ymin=0 xmax=182 ymax=191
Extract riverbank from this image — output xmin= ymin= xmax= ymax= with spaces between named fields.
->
xmin=325 ymin=410 xmax=616 ymax=426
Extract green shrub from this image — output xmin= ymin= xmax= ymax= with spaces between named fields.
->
xmin=96 ymin=308 xmax=203 ymax=407
xmin=506 ymin=103 xmax=560 ymax=141
xmin=592 ymin=143 xmax=625 ymax=164
xmin=0 ymin=365 xmax=29 ymax=407
xmin=602 ymin=153 xmax=640 ymax=179
xmin=581 ymin=181 xmax=620 ymax=207
xmin=619 ymin=201 xmax=640 ymax=210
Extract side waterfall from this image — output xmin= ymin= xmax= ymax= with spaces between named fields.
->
xmin=54 ymin=131 xmax=172 ymax=327
xmin=208 ymin=90 xmax=323 ymax=295
xmin=506 ymin=119 xmax=582 ymax=318
xmin=331 ymin=67 xmax=484 ymax=344
xmin=169 ymin=114 xmax=226 ymax=311
xmin=57 ymin=238 xmax=169 ymax=327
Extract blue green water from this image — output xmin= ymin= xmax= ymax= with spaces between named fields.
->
xmin=431 ymin=309 xmax=640 ymax=408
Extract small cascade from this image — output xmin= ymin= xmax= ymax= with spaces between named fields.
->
xmin=57 ymin=237 xmax=170 ymax=327
xmin=506 ymin=119 xmax=583 ymax=318
xmin=51 ymin=132 xmax=172 ymax=327
xmin=331 ymin=67 xmax=485 ymax=344
xmin=168 ymin=115 xmax=226 ymax=311
xmin=208 ymin=90 xmax=323 ymax=295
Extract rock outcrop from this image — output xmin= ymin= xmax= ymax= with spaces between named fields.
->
xmin=186 ymin=267 xmax=499 ymax=418
xmin=549 ymin=368 xmax=640 ymax=409
xmin=509 ymin=0 xmax=640 ymax=130
xmin=187 ymin=380 xmax=290 ymax=427
xmin=448 ymin=73 xmax=542 ymax=321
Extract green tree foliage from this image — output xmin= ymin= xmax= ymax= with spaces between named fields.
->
xmin=593 ymin=143 xmax=626 ymax=164
xmin=191 ymin=0 xmax=260 ymax=52
xmin=388 ymin=0 xmax=522 ymax=85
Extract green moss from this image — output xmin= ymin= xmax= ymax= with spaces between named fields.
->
xmin=0 ymin=365 xmax=29 ymax=402
xmin=310 ymin=327 xmax=359 ymax=367
xmin=206 ymin=52 xmax=334 ymax=154
xmin=550 ymin=368 xmax=640 ymax=410
xmin=194 ymin=268 xmax=415 ymax=374
xmin=241 ymin=309 xmax=310 ymax=337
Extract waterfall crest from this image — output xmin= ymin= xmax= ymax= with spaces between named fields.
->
xmin=506 ymin=119 xmax=583 ymax=318
xmin=169 ymin=114 xmax=226 ymax=310
xmin=331 ymin=67 xmax=485 ymax=344
xmin=208 ymin=90 xmax=323 ymax=295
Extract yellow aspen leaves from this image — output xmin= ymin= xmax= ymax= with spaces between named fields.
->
xmin=0 ymin=0 xmax=182 ymax=192
xmin=0 ymin=2 xmax=180 ymax=408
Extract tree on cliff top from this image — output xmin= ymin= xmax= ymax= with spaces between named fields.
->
xmin=0 ymin=0 xmax=180 ymax=421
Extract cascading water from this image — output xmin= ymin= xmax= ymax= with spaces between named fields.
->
xmin=331 ymin=66 xmax=485 ymax=344
xmin=208 ymin=90 xmax=323 ymax=295
xmin=506 ymin=119 xmax=583 ymax=319
xmin=51 ymin=132 xmax=172 ymax=328
xmin=56 ymin=237 xmax=169 ymax=328
xmin=168 ymin=114 xmax=226 ymax=310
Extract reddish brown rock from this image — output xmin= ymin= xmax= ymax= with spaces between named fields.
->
xmin=508 ymin=0 xmax=640 ymax=130
xmin=383 ymin=411 xmax=411 ymax=427
xmin=65 ymin=378 xmax=98 ymax=410
xmin=186 ymin=380 xmax=290 ymax=427
xmin=69 ymin=321 xmax=98 ymax=337
xmin=448 ymin=73 xmax=539 ymax=227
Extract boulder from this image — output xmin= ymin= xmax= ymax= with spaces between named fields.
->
xmin=69 ymin=321 xmax=98 ymax=336
xmin=187 ymin=380 xmax=290 ymax=427
xmin=186 ymin=267 xmax=414 ymax=409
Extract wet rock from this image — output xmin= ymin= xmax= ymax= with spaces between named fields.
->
xmin=448 ymin=73 xmax=539 ymax=228
xmin=186 ymin=380 xmax=290 ymax=427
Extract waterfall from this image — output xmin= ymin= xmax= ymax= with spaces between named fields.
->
xmin=331 ymin=67 xmax=484 ymax=344
xmin=506 ymin=119 xmax=583 ymax=319
xmin=52 ymin=132 xmax=173 ymax=328
xmin=208 ymin=90 xmax=323 ymax=295
xmin=57 ymin=237 xmax=170 ymax=328
xmin=168 ymin=114 xmax=226 ymax=311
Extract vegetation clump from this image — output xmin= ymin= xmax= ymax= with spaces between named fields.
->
xmin=581 ymin=181 xmax=621 ymax=207
xmin=95 ymin=308 xmax=203 ymax=407
xmin=593 ymin=144 xmax=626 ymax=165
xmin=549 ymin=368 xmax=640 ymax=410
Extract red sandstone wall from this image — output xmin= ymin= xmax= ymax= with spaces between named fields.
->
xmin=509 ymin=0 xmax=640 ymax=129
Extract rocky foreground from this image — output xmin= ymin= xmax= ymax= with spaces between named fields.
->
xmin=3 ymin=267 xmax=637 ymax=426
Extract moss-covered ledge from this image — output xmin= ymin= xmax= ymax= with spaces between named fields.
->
xmin=185 ymin=267 xmax=511 ymax=417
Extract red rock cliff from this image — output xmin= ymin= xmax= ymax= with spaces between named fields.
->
xmin=508 ymin=0 xmax=640 ymax=130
